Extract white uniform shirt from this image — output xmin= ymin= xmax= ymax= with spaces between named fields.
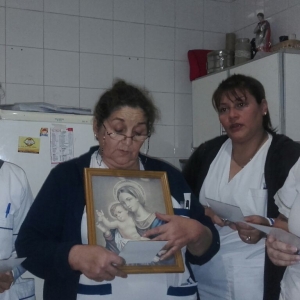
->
xmin=77 ymin=151 xmax=198 ymax=300
xmin=0 ymin=161 xmax=35 ymax=300
xmin=192 ymin=135 xmax=272 ymax=300
xmin=274 ymin=157 xmax=300 ymax=300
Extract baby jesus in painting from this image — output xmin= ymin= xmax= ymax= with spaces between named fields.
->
xmin=96 ymin=204 xmax=149 ymax=241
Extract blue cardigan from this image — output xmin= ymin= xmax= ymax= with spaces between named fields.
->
xmin=16 ymin=146 xmax=220 ymax=300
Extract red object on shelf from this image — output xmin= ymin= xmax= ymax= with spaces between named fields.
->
xmin=188 ymin=49 xmax=212 ymax=81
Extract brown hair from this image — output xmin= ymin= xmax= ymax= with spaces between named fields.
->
xmin=212 ymin=74 xmax=275 ymax=133
xmin=93 ymin=80 xmax=160 ymax=135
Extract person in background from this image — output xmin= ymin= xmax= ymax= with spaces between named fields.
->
xmin=266 ymin=157 xmax=300 ymax=300
xmin=0 ymin=159 xmax=35 ymax=300
xmin=16 ymin=80 xmax=220 ymax=300
xmin=182 ymin=74 xmax=300 ymax=300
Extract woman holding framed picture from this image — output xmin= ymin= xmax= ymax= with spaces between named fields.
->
xmin=16 ymin=80 xmax=220 ymax=300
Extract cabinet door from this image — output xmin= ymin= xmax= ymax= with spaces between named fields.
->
xmin=192 ymin=70 xmax=228 ymax=147
xmin=284 ymin=53 xmax=300 ymax=141
xmin=229 ymin=53 xmax=282 ymax=133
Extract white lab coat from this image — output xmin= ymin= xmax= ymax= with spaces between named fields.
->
xmin=192 ymin=136 xmax=272 ymax=300
xmin=0 ymin=161 xmax=35 ymax=300
xmin=275 ymin=157 xmax=300 ymax=300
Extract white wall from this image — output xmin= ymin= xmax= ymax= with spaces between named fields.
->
xmin=1 ymin=0 xmax=298 ymax=166
xmin=0 ymin=0 xmax=231 ymax=169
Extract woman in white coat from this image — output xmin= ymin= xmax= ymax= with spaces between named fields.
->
xmin=266 ymin=157 xmax=300 ymax=300
xmin=0 ymin=159 xmax=35 ymax=300
xmin=183 ymin=74 xmax=300 ymax=300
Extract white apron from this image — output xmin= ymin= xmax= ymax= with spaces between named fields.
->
xmin=275 ymin=158 xmax=300 ymax=300
xmin=76 ymin=151 xmax=198 ymax=300
xmin=192 ymin=136 xmax=272 ymax=300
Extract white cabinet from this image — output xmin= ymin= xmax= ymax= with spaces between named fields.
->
xmin=284 ymin=53 xmax=300 ymax=141
xmin=192 ymin=70 xmax=228 ymax=147
xmin=192 ymin=51 xmax=299 ymax=147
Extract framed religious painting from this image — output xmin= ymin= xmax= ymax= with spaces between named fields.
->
xmin=84 ymin=168 xmax=184 ymax=274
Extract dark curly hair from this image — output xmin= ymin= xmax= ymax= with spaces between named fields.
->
xmin=94 ymin=80 xmax=160 ymax=135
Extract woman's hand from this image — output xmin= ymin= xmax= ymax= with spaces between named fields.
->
xmin=266 ymin=235 xmax=300 ymax=266
xmin=204 ymin=207 xmax=227 ymax=227
xmin=68 ymin=245 xmax=127 ymax=282
xmin=235 ymin=215 xmax=269 ymax=244
xmin=143 ymin=212 xmax=212 ymax=260
xmin=0 ymin=271 xmax=14 ymax=293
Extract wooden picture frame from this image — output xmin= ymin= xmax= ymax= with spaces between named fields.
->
xmin=84 ymin=168 xmax=184 ymax=274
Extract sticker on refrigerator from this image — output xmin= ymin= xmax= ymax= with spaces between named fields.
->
xmin=40 ymin=128 xmax=49 ymax=137
xmin=18 ymin=137 xmax=40 ymax=154
xmin=50 ymin=127 xmax=74 ymax=164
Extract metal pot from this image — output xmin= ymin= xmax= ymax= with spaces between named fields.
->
xmin=207 ymin=50 xmax=234 ymax=74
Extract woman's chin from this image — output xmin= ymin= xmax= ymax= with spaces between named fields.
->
xmin=227 ymin=131 xmax=248 ymax=143
xmin=113 ymin=159 xmax=136 ymax=169
xmin=103 ymin=152 xmax=139 ymax=169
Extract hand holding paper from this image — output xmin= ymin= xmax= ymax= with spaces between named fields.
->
xmin=205 ymin=198 xmax=245 ymax=224
xmin=269 ymin=228 xmax=300 ymax=251
xmin=0 ymin=257 xmax=25 ymax=273
xmin=0 ymin=271 xmax=14 ymax=293
xmin=204 ymin=199 xmax=270 ymax=243
xmin=234 ymin=221 xmax=267 ymax=244
xmin=245 ymin=221 xmax=300 ymax=253
xmin=266 ymin=234 xmax=300 ymax=267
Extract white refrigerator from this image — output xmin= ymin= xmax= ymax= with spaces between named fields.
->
xmin=0 ymin=109 xmax=97 ymax=299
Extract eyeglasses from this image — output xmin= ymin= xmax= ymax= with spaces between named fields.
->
xmin=102 ymin=123 xmax=150 ymax=142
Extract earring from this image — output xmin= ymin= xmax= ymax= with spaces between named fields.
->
xmin=94 ymin=133 xmax=98 ymax=141
xmin=264 ymin=112 xmax=267 ymax=116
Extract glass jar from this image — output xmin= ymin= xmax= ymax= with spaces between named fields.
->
xmin=207 ymin=50 xmax=234 ymax=74
xmin=235 ymin=38 xmax=251 ymax=65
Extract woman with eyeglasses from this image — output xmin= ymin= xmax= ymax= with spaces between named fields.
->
xmin=16 ymin=80 xmax=220 ymax=300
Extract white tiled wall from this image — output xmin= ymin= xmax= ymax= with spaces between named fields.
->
xmin=44 ymin=13 xmax=79 ymax=51
xmin=2 ymin=0 xmax=293 ymax=168
xmin=6 ymin=47 xmax=43 ymax=85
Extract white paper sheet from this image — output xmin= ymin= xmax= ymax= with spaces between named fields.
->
xmin=270 ymin=228 xmax=300 ymax=250
xmin=246 ymin=223 xmax=300 ymax=250
xmin=244 ymin=223 xmax=272 ymax=234
xmin=205 ymin=198 xmax=244 ymax=223
xmin=0 ymin=257 xmax=26 ymax=273
xmin=119 ymin=241 xmax=167 ymax=264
